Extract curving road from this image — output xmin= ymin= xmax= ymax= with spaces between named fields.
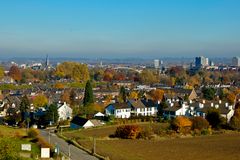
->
xmin=40 ymin=130 xmax=98 ymax=160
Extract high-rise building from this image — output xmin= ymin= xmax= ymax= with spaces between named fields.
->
xmin=154 ymin=59 xmax=160 ymax=69
xmin=45 ymin=54 xmax=50 ymax=69
xmin=232 ymin=57 xmax=240 ymax=67
xmin=195 ymin=56 xmax=208 ymax=68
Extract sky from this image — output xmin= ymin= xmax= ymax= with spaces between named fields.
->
xmin=0 ymin=0 xmax=240 ymax=59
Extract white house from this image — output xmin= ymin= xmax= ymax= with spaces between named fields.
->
xmin=163 ymin=102 xmax=189 ymax=118
xmin=57 ymin=102 xmax=72 ymax=121
xmin=70 ymin=116 xmax=103 ymax=129
xmin=105 ymin=103 xmax=131 ymax=118
xmin=128 ymin=99 xmax=158 ymax=116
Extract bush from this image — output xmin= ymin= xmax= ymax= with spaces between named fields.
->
xmin=171 ymin=116 xmax=192 ymax=134
xmin=0 ymin=138 xmax=21 ymax=160
xmin=206 ymin=109 xmax=223 ymax=129
xmin=27 ymin=128 xmax=39 ymax=139
xmin=191 ymin=116 xmax=209 ymax=131
xmin=115 ymin=125 xmax=141 ymax=139
xmin=138 ymin=126 xmax=154 ymax=139
xmin=37 ymin=136 xmax=52 ymax=148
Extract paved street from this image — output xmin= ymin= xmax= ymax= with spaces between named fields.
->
xmin=40 ymin=130 xmax=98 ymax=160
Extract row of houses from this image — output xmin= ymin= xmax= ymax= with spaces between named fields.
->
xmin=105 ymin=98 xmax=236 ymax=123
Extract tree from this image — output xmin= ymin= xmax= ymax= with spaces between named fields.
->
xmin=70 ymin=89 xmax=77 ymax=106
xmin=171 ymin=116 xmax=192 ymax=133
xmin=72 ymin=63 xmax=90 ymax=82
xmin=202 ymin=87 xmax=216 ymax=100
xmin=139 ymin=69 xmax=159 ymax=84
xmin=158 ymin=99 xmax=168 ymax=116
xmin=226 ymin=92 xmax=236 ymax=105
xmin=8 ymin=65 xmax=21 ymax=82
xmin=0 ymin=66 xmax=4 ymax=80
xmin=191 ymin=116 xmax=209 ymax=131
xmin=33 ymin=94 xmax=48 ymax=108
xmin=128 ymin=91 xmax=138 ymax=100
xmin=230 ymin=108 xmax=240 ymax=130
xmin=61 ymin=90 xmax=71 ymax=104
xmin=20 ymin=95 xmax=30 ymax=122
xmin=150 ymin=89 xmax=164 ymax=102
xmin=83 ymin=80 xmax=94 ymax=106
xmin=44 ymin=104 xmax=59 ymax=124
xmin=206 ymin=108 xmax=222 ymax=129
xmin=119 ymin=86 xmax=127 ymax=102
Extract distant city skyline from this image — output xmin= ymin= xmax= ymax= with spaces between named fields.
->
xmin=0 ymin=0 xmax=240 ymax=58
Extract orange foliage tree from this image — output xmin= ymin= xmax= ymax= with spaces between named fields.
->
xmin=9 ymin=65 xmax=22 ymax=82
xmin=150 ymin=89 xmax=164 ymax=102
xmin=171 ymin=116 xmax=192 ymax=133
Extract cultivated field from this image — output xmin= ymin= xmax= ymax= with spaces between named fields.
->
xmin=63 ymin=123 xmax=240 ymax=160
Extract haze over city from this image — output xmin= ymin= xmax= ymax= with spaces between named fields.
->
xmin=0 ymin=0 xmax=240 ymax=59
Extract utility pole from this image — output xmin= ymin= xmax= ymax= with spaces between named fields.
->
xmin=68 ymin=144 xmax=71 ymax=160
xmin=48 ymin=129 xmax=51 ymax=144
xmin=93 ymin=137 xmax=96 ymax=155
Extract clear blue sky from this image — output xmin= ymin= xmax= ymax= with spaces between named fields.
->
xmin=0 ymin=0 xmax=240 ymax=58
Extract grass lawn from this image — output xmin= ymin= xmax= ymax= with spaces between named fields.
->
xmin=0 ymin=125 xmax=40 ymax=159
xmin=63 ymin=123 xmax=240 ymax=160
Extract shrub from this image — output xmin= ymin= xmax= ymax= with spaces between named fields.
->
xmin=206 ymin=109 xmax=223 ymax=129
xmin=115 ymin=125 xmax=141 ymax=139
xmin=138 ymin=126 xmax=154 ymax=139
xmin=37 ymin=136 xmax=52 ymax=148
xmin=27 ymin=128 xmax=39 ymax=139
xmin=191 ymin=116 xmax=209 ymax=131
xmin=0 ymin=138 xmax=20 ymax=160
xmin=171 ymin=116 xmax=192 ymax=134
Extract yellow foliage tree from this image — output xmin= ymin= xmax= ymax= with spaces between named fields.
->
xmin=171 ymin=116 xmax=192 ymax=133
xmin=128 ymin=91 xmax=139 ymax=99
xmin=33 ymin=94 xmax=48 ymax=108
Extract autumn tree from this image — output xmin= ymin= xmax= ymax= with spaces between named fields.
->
xmin=226 ymin=92 xmax=236 ymax=105
xmin=128 ymin=91 xmax=139 ymax=100
xmin=139 ymin=69 xmax=159 ymax=84
xmin=171 ymin=116 xmax=192 ymax=133
xmin=8 ymin=65 xmax=22 ymax=82
xmin=83 ymin=80 xmax=94 ymax=106
xmin=61 ymin=90 xmax=71 ymax=104
xmin=150 ymin=89 xmax=164 ymax=102
xmin=230 ymin=108 xmax=240 ymax=130
xmin=33 ymin=94 xmax=48 ymax=108
xmin=55 ymin=62 xmax=89 ymax=82
xmin=0 ymin=66 xmax=4 ymax=80
xmin=54 ymin=82 xmax=65 ymax=89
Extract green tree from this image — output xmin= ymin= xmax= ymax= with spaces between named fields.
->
xmin=119 ymin=86 xmax=127 ymax=102
xmin=44 ymin=104 xmax=59 ymax=124
xmin=83 ymin=80 xmax=94 ymax=106
xmin=202 ymin=87 xmax=216 ymax=100
xmin=20 ymin=95 xmax=30 ymax=121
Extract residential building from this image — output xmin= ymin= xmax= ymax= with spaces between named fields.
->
xmin=57 ymin=102 xmax=72 ymax=121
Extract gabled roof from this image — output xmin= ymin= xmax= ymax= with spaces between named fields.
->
xmin=141 ymin=99 xmax=157 ymax=108
xmin=71 ymin=116 xmax=89 ymax=126
xmin=128 ymin=99 xmax=146 ymax=108
xmin=163 ymin=103 xmax=181 ymax=112
xmin=107 ymin=103 xmax=130 ymax=109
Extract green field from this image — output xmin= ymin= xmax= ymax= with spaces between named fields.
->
xmin=63 ymin=123 xmax=240 ymax=160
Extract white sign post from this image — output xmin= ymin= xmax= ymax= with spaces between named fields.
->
xmin=21 ymin=144 xmax=31 ymax=151
xmin=41 ymin=148 xmax=50 ymax=158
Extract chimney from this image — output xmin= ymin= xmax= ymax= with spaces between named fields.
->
xmin=225 ymin=103 xmax=228 ymax=107
xmin=211 ymin=103 xmax=214 ymax=107
xmin=219 ymin=100 xmax=222 ymax=104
